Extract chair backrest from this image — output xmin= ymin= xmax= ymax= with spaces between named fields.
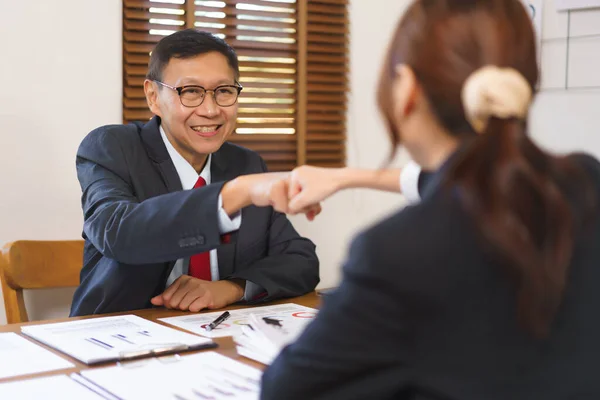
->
xmin=0 ymin=240 xmax=84 ymax=324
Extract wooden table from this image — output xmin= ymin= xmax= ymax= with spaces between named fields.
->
xmin=0 ymin=292 xmax=320 ymax=384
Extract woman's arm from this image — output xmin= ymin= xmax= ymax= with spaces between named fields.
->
xmin=287 ymin=161 xmax=422 ymax=213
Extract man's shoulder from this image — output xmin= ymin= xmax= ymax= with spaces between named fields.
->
xmin=78 ymin=122 xmax=145 ymax=157
xmin=217 ymin=141 xmax=266 ymax=169
xmin=219 ymin=141 xmax=262 ymax=158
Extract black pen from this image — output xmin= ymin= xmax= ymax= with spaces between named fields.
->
xmin=205 ymin=311 xmax=230 ymax=331
xmin=262 ymin=317 xmax=282 ymax=327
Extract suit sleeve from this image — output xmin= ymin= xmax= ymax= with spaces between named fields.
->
xmin=227 ymin=159 xmax=320 ymax=301
xmin=260 ymin=233 xmax=410 ymax=400
xmin=77 ymin=128 xmax=224 ymax=265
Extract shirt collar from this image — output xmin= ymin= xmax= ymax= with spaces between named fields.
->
xmin=418 ymin=142 xmax=467 ymax=201
xmin=159 ymin=125 xmax=211 ymax=190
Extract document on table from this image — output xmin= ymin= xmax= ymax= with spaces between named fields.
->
xmin=0 ymin=375 xmax=104 ymax=399
xmin=160 ymin=303 xmax=318 ymax=338
xmin=234 ymin=313 xmax=313 ymax=365
xmin=0 ymin=332 xmax=74 ymax=379
xmin=20 ymin=315 xmax=216 ymax=365
xmin=78 ymin=351 xmax=262 ymax=400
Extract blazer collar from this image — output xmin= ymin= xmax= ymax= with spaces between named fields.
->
xmin=210 ymin=145 xmax=235 ymax=183
xmin=419 ymin=141 xmax=469 ymax=201
xmin=140 ymin=115 xmax=239 ymax=189
xmin=140 ymin=116 xmax=181 ymax=192
xmin=140 ymin=116 xmax=171 ymax=163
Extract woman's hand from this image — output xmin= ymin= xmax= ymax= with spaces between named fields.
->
xmin=222 ymin=172 xmax=323 ymax=220
xmin=287 ymin=166 xmax=345 ymax=214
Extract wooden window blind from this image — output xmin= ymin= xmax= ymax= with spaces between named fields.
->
xmin=123 ymin=0 xmax=348 ymax=171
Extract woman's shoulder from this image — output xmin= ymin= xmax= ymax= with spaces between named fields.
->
xmin=568 ymin=152 xmax=600 ymax=181
xmin=346 ymin=192 xmax=471 ymax=278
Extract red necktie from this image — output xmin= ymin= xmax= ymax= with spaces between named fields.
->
xmin=188 ymin=176 xmax=212 ymax=281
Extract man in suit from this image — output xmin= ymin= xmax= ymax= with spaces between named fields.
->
xmin=70 ymin=29 xmax=319 ymax=316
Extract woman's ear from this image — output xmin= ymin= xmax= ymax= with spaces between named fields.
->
xmin=392 ymin=64 xmax=419 ymax=120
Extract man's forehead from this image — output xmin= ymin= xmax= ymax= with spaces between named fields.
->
xmin=162 ymin=53 xmax=235 ymax=85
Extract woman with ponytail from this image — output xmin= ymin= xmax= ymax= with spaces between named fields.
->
xmin=260 ymin=1 xmax=600 ymax=399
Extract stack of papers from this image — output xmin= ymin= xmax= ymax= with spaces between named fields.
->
xmin=78 ymin=351 xmax=262 ymax=400
xmin=233 ymin=313 xmax=314 ymax=365
xmin=0 ymin=375 xmax=105 ymax=399
xmin=0 ymin=352 xmax=261 ymax=400
xmin=20 ymin=315 xmax=215 ymax=364
xmin=0 ymin=333 xmax=74 ymax=380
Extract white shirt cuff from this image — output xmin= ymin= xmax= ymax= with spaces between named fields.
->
xmin=243 ymin=281 xmax=265 ymax=302
xmin=217 ymin=194 xmax=242 ymax=234
xmin=400 ymin=160 xmax=422 ymax=204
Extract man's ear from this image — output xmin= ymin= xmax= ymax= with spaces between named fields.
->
xmin=144 ymin=79 xmax=161 ymax=116
xmin=392 ymin=64 xmax=419 ymax=119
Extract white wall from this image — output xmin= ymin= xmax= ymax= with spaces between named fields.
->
xmin=531 ymin=6 xmax=600 ymax=157
xmin=0 ymin=0 xmax=122 ymax=324
xmin=1 ymin=0 xmax=599 ymax=324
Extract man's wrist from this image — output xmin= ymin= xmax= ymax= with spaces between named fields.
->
xmin=225 ymin=278 xmax=246 ymax=301
xmin=221 ymin=176 xmax=252 ymax=216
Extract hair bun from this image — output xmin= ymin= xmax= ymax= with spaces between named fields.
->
xmin=461 ymin=65 xmax=532 ymax=133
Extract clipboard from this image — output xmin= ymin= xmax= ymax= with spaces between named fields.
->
xmin=110 ymin=341 xmax=218 ymax=364
xmin=20 ymin=315 xmax=217 ymax=365
xmin=74 ymin=352 xmax=262 ymax=400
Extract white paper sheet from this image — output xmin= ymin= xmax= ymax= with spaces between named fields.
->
xmin=159 ymin=303 xmax=318 ymax=338
xmin=80 ymin=351 xmax=262 ymax=400
xmin=20 ymin=315 xmax=214 ymax=364
xmin=0 ymin=333 xmax=74 ymax=379
xmin=234 ymin=313 xmax=312 ymax=365
xmin=0 ymin=375 xmax=103 ymax=399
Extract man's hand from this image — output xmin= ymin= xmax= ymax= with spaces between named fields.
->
xmin=150 ymin=276 xmax=245 ymax=312
xmin=288 ymin=166 xmax=344 ymax=214
xmin=220 ymin=172 xmax=289 ymax=215
xmin=247 ymin=172 xmax=291 ymax=211
xmin=247 ymin=173 xmax=322 ymax=220
xmin=221 ymin=172 xmax=322 ymax=220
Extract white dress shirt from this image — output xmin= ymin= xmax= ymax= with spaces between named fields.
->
xmin=160 ymin=126 xmax=242 ymax=287
xmin=400 ymin=160 xmax=422 ymax=204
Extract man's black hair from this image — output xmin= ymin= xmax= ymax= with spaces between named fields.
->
xmin=146 ymin=29 xmax=239 ymax=81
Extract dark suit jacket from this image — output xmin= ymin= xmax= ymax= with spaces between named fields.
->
xmin=70 ymin=117 xmax=319 ymax=316
xmin=261 ymin=153 xmax=600 ymax=400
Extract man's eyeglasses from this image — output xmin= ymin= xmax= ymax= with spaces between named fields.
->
xmin=153 ymin=80 xmax=243 ymax=108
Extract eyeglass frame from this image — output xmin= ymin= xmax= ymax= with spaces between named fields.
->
xmin=153 ymin=80 xmax=243 ymax=108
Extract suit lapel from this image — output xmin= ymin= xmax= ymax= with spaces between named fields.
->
xmin=138 ymin=116 xmax=180 ymax=284
xmin=140 ymin=116 xmax=182 ymax=193
xmin=212 ymin=146 xmax=240 ymax=279
xmin=156 ymin=161 xmax=183 ymax=193
xmin=211 ymin=144 xmax=239 ymax=183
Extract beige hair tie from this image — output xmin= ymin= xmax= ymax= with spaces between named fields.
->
xmin=461 ymin=65 xmax=532 ymax=133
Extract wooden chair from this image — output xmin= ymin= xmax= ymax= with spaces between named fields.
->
xmin=0 ymin=240 xmax=84 ymax=324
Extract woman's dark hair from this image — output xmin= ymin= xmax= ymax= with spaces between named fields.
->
xmin=146 ymin=29 xmax=239 ymax=81
xmin=378 ymin=0 xmax=594 ymax=337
